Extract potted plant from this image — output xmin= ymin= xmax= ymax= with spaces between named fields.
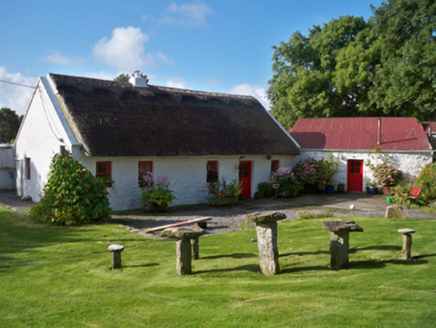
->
xmin=319 ymin=154 xmax=339 ymax=194
xmin=207 ymin=179 xmax=242 ymax=206
xmin=365 ymin=178 xmax=378 ymax=195
xmin=292 ymin=157 xmax=325 ymax=193
xmin=269 ymin=167 xmax=300 ymax=197
xmin=370 ymin=162 xmax=403 ymax=195
xmin=337 ymin=183 xmax=345 ymax=193
xmin=140 ymin=172 xmax=175 ymax=212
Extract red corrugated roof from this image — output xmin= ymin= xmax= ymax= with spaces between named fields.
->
xmin=291 ymin=117 xmax=432 ymax=151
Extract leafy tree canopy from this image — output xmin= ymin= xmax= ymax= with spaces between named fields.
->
xmin=0 ymin=107 xmax=22 ymax=143
xmin=114 ymin=72 xmax=149 ymax=83
xmin=268 ymin=0 xmax=436 ymax=128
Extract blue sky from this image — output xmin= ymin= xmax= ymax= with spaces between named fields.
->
xmin=0 ymin=0 xmax=382 ymax=115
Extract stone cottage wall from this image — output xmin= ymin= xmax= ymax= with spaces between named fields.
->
xmin=299 ymin=150 xmax=432 ymax=191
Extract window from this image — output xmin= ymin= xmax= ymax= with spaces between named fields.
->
xmin=271 ymin=160 xmax=279 ymax=173
xmin=207 ymin=161 xmax=218 ymax=183
xmin=96 ymin=162 xmax=112 ymax=187
xmin=138 ymin=161 xmax=153 ymax=187
xmin=25 ymin=158 xmax=31 ymax=180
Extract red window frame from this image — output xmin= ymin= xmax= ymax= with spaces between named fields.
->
xmin=271 ymin=160 xmax=279 ymax=173
xmin=96 ymin=161 xmax=112 ymax=187
xmin=138 ymin=161 xmax=153 ymax=187
xmin=207 ymin=161 xmax=218 ymax=183
xmin=25 ymin=158 xmax=31 ymax=180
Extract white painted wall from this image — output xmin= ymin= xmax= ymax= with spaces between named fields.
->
xmin=299 ymin=150 xmax=432 ymax=191
xmin=0 ymin=145 xmax=15 ymax=189
xmin=77 ymin=154 xmax=299 ymax=211
xmin=14 ymin=78 xmax=73 ymax=200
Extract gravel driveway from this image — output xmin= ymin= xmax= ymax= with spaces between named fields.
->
xmin=1 ymin=190 xmax=435 ymax=237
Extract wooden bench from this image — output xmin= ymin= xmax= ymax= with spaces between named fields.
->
xmin=399 ymin=187 xmax=422 ymax=208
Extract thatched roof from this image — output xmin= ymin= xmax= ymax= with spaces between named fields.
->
xmin=49 ymin=73 xmax=300 ymax=157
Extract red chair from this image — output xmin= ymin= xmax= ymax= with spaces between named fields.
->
xmin=399 ymin=187 xmax=422 ymax=208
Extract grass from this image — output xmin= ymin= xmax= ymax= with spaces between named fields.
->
xmin=1 ymin=206 xmax=436 ymax=327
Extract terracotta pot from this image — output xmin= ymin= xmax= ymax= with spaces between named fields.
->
xmin=382 ymin=185 xmax=392 ymax=196
xmin=210 ymin=198 xmax=238 ymax=206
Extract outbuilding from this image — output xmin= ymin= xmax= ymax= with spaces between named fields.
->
xmin=290 ymin=117 xmax=433 ymax=191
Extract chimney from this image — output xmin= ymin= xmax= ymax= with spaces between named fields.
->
xmin=129 ymin=70 xmax=149 ymax=87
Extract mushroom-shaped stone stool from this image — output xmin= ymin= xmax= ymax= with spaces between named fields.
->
xmin=398 ymin=228 xmax=415 ymax=260
xmin=321 ymin=220 xmax=363 ymax=270
xmin=108 ymin=244 xmax=124 ymax=270
xmin=245 ymin=211 xmax=286 ymax=275
xmin=162 ymin=227 xmax=206 ymax=275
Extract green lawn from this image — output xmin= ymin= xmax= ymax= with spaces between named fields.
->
xmin=1 ymin=206 xmax=436 ymax=327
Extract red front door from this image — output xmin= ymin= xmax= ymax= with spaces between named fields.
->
xmin=347 ymin=160 xmax=363 ymax=192
xmin=239 ymin=161 xmax=252 ymax=198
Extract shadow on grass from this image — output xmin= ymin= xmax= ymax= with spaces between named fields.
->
xmin=201 ymin=253 xmax=256 ymax=260
xmin=414 ymin=253 xmax=436 ymax=259
xmin=350 ymin=245 xmax=401 ymax=253
xmin=281 ymin=265 xmax=330 ymax=273
xmin=195 ymin=264 xmax=259 ymax=274
xmin=279 ymin=250 xmax=329 ymax=257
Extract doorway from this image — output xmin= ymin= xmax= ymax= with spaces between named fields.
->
xmin=238 ymin=161 xmax=252 ymax=198
xmin=347 ymin=160 xmax=363 ymax=191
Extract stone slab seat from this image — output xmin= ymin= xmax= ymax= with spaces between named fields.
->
xmin=321 ymin=220 xmax=364 ymax=270
xmin=244 ymin=211 xmax=286 ymax=276
xmin=162 ymin=227 xmax=206 ymax=275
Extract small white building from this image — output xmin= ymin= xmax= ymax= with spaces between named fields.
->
xmin=290 ymin=117 xmax=433 ymax=191
xmin=15 ymin=73 xmax=300 ymax=210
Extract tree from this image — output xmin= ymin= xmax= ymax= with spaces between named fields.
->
xmin=0 ymin=107 xmax=22 ymax=143
xmin=114 ymin=72 xmax=149 ymax=83
xmin=268 ymin=16 xmax=369 ymax=127
xmin=268 ymin=0 xmax=436 ymax=127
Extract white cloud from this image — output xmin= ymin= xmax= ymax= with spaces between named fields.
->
xmin=0 ymin=67 xmax=37 ymax=115
xmin=166 ymin=76 xmax=188 ymax=89
xmin=229 ymin=83 xmax=271 ymax=110
xmin=93 ymin=27 xmax=173 ymax=72
xmin=93 ymin=27 xmax=149 ymax=71
xmin=160 ymin=1 xmax=212 ymax=27
xmin=43 ymin=51 xmax=84 ymax=66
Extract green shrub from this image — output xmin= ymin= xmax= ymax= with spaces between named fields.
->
xmin=257 ymin=182 xmax=273 ymax=198
xmin=29 ymin=151 xmax=111 ymax=225
xmin=416 ymin=163 xmax=436 ymax=204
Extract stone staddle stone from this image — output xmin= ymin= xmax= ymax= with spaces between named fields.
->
xmin=245 ymin=211 xmax=286 ymax=276
xmin=398 ymin=228 xmax=416 ymax=260
xmin=162 ymin=227 xmax=205 ymax=275
xmin=245 ymin=211 xmax=286 ymax=224
xmin=321 ymin=220 xmax=364 ymax=232
xmin=321 ymin=220 xmax=363 ymax=270
xmin=108 ymin=244 xmax=124 ymax=270
xmin=161 ymin=227 xmax=205 ymax=240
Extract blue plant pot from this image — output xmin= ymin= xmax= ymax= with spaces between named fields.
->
xmin=369 ymin=187 xmax=378 ymax=195
xmin=325 ymin=185 xmax=334 ymax=194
